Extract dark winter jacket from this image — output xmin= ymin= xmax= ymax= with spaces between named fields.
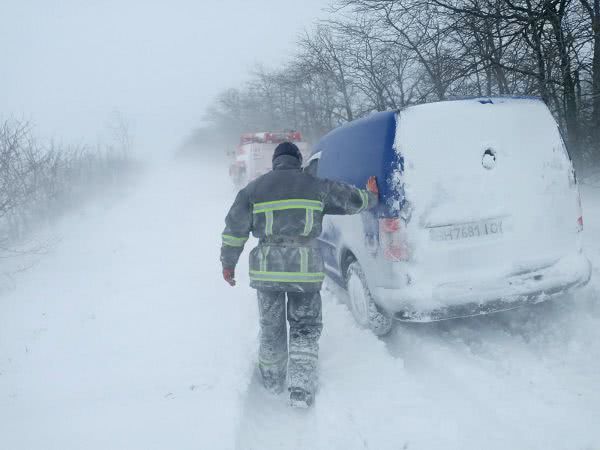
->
xmin=221 ymin=154 xmax=378 ymax=292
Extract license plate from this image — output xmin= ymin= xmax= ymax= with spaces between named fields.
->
xmin=429 ymin=218 xmax=504 ymax=242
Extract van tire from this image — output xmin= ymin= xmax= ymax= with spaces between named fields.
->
xmin=346 ymin=262 xmax=393 ymax=336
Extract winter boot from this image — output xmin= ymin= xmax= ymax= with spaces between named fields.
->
xmin=289 ymin=387 xmax=314 ymax=408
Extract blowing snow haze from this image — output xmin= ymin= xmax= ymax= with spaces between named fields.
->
xmin=0 ymin=0 xmax=326 ymax=153
xmin=2 ymin=0 xmax=600 ymax=448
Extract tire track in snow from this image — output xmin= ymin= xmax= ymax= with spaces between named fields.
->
xmin=236 ymin=256 xmax=600 ymax=447
xmin=385 ymin=284 xmax=600 ymax=450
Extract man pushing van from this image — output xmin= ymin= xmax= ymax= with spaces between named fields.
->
xmin=220 ymin=142 xmax=378 ymax=408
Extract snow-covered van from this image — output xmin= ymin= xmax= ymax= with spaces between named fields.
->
xmin=307 ymin=97 xmax=591 ymax=332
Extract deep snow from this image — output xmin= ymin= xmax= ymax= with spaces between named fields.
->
xmin=1 ymin=160 xmax=599 ymax=450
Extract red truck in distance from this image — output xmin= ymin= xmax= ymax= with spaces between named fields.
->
xmin=229 ymin=131 xmax=309 ymax=188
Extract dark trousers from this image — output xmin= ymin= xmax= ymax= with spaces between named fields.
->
xmin=257 ymin=290 xmax=323 ymax=394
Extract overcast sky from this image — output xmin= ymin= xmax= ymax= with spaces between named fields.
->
xmin=0 ymin=0 xmax=329 ymax=154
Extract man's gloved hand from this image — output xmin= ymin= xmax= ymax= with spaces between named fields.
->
xmin=366 ymin=176 xmax=379 ymax=195
xmin=223 ymin=268 xmax=236 ymax=286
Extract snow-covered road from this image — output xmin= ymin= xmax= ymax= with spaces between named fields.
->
xmin=1 ymin=160 xmax=599 ymax=450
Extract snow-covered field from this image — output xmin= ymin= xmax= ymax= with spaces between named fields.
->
xmin=1 ymin=160 xmax=599 ymax=450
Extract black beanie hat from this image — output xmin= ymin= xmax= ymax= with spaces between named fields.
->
xmin=273 ymin=141 xmax=302 ymax=162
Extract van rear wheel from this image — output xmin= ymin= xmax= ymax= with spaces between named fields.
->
xmin=346 ymin=261 xmax=393 ymax=336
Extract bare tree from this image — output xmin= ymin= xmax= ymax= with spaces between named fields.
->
xmin=0 ymin=119 xmax=134 ymax=256
xmin=579 ymin=0 xmax=600 ymax=151
xmin=300 ymin=25 xmax=358 ymax=121
xmin=200 ymin=0 xmax=600 ymax=167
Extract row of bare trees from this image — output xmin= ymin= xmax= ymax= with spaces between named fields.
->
xmin=0 ymin=120 xmax=135 ymax=254
xmin=200 ymin=0 xmax=599 ymax=169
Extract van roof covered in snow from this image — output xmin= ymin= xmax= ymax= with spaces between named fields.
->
xmin=314 ymin=97 xmax=550 ymax=215
xmin=444 ymin=95 xmax=543 ymax=103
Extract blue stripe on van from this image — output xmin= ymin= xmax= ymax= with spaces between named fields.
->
xmin=314 ymin=111 xmax=400 ymax=217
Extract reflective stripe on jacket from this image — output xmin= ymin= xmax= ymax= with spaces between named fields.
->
xmin=220 ymin=154 xmax=377 ymax=292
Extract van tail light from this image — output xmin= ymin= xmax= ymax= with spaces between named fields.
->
xmin=379 ymin=218 xmax=410 ymax=261
xmin=577 ymin=192 xmax=583 ymax=232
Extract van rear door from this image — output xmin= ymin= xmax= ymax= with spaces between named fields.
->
xmin=396 ymin=98 xmax=581 ymax=285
